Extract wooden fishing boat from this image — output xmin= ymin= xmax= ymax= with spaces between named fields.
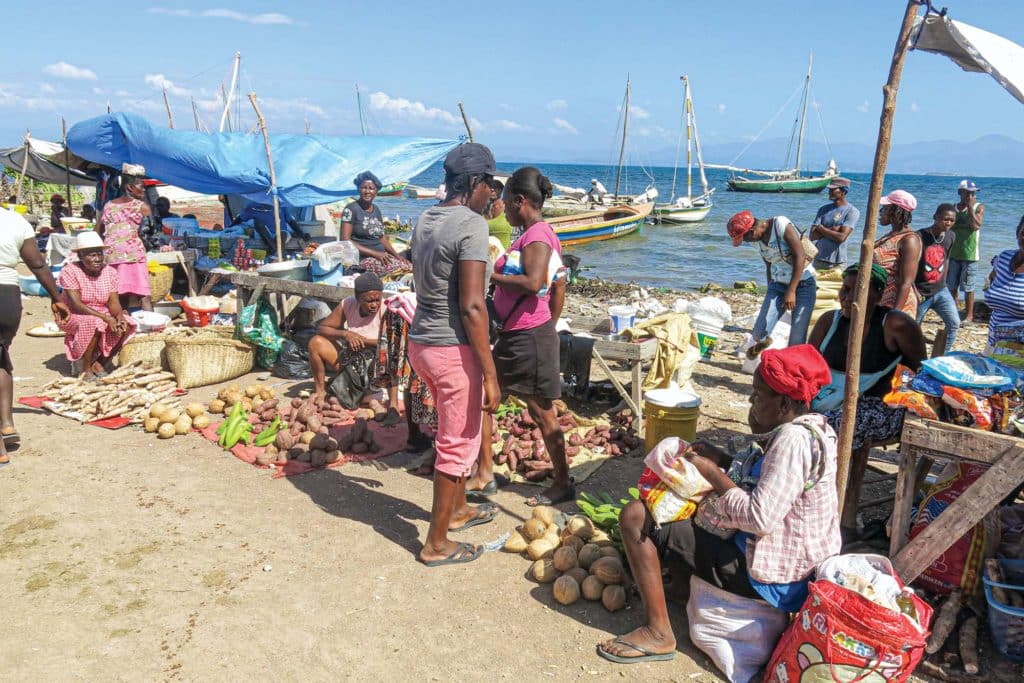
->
xmin=377 ymin=180 xmax=408 ymax=197
xmin=549 ymin=203 xmax=652 ymax=246
xmin=405 ymin=184 xmax=437 ymax=199
xmin=653 ymin=75 xmax=714 ymax=224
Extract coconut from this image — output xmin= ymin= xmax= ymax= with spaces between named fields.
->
xmin=526 ymin=538 xmax=557 ymax=561
xmin=582 ymin=575 xmax=605 ymax=601
xmin=503 ymin=529 xmax=529 ymax=553
xmin=590 ymin=557 xmax=625 ymax=585
xmin=562 ymin=535 xmax=586 ymax=554
xmin=602 ymin=584 xmax=626 ymax=612
xmin=565 ymin=567 xmax=589 ymax=586
xmin=532 ymin=505 xmax=557 ymax=526
xmin=553 ymin=575 xmax=581 ymax=605
xmin=567 ymin=515 xmax=595 ymax=540
xmin=530 ymin=559 xmax=559 ymax=583
xmin=552 ymin=546 xmax=578 ymax=572
xmin=578 ymin=543 xmax=602 ymax=569
xmin=522 ymin=518 xmax=547 ymax=541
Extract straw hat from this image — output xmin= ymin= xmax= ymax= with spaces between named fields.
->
xmin=71 ymin=231 xmax=105 ymax=251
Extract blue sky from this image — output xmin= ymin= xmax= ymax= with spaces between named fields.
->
xmin=3 ymin=1 xmax=1024 ymax=165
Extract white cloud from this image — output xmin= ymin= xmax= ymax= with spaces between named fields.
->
xmin=144 ymin=74 xmax=190 ymax=97
xmin=43 ymin=61 xmax=97 ymax=81
xmin=552 ymin=117 xmax=578 ymax=135
xmin=147 ymin=7 xmax=295 ymax=25
xmin=115 ymin=89 xmax=131 ymax=97
xmin=486 ymin=119 xmax=529 ymax=132
xmin=546 ymin=98 xmax=568 ymax=111
xmin=260 ymin=96 xmax=326 ymax=118
xmin=368 ymin=91 xmax=461 ymax=127
xmin=716 ymin=103 xmax=727 ymax=114
xmin=856 ymin=99 xmax=870 ymax=113
xmin=909 ymin=101 xmax=920 ymax=113
xmin=631 ymin=105 xmax=650 ymax=120
xmin=92 ymin=87 xmax=105 ymax=95
xmin=39 ymin=82 xmax=56 ymax=94
xmin=0 ymin=85 xmax=61 ymax=111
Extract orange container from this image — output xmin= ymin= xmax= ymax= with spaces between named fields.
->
xmin=180 ymin=300 xmax=218 ymax=327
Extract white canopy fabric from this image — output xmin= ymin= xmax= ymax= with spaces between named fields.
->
xmin=912 ymin=13 xmax=1024 ymax=105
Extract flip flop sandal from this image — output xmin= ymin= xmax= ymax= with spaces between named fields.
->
xmin=378 ymin=408 xmax=402 ymax=428
xmin=596 ymin=638 xmax=676 ymax=664
xmin=450 ymin=506 xmax=498 ymax=532
xmin=420 ymin=541 xmax=483 ymax=567
xmin=465 ymin=479 xmax=498 ymax=501
xmin=2 ymin=431 xmax=19 ymax=445
xmin=526 ymin=483 xmax=577 ymax=507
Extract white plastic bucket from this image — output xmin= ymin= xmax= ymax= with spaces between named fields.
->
xmin=691 ymin=314 xmax=725 ymax=359
xmin=608 ymin=305 xmax=636 ymax=334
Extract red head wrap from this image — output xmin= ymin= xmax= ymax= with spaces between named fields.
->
xmin=757 ymin=344 xmax=832 ymax=405
xmin=727 ymin=210 xmax=755 ymax=246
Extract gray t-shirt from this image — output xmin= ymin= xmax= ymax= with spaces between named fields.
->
xmin=409 ymin=205 xmax=489 ymax=346
xmin=811 ymin=202 xmax=860 ymax=266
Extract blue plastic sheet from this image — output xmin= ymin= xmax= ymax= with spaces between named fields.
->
xmin=67 ymin=113 xmax=457 ymax=208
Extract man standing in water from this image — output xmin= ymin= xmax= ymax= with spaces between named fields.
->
xmin=809 ymin=177 xmax=859 ymax=275
xmin=947 ymin=179 xmax=984 ymax=323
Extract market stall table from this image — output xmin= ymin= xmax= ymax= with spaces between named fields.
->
xmin=230 ymin=271 xmax=355 ymax=323
xmin=889 ymin=416 xmax=1024 ymax=583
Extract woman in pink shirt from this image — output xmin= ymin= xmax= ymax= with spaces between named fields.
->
xmin=491 ymin=167 xmax=569 ymax=506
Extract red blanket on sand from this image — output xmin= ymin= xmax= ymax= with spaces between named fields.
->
xmin=199 ymin=409 xmax=408 ymax=477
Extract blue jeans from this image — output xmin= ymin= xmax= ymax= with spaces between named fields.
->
xmin=916 ymin=287 xmax=960 ymax=354
xmin=752 ymin=277 xmax=817 ymax=347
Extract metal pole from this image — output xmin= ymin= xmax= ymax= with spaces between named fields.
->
xmin=248 ymin=93 xmax=284 ymax=262
xmin=836 ymin=0 xmax=922 ymax=515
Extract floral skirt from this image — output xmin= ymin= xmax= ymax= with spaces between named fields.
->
xmin=374 ymin=309 xmax=437 ymax=427
xmin=358 ymin=254 xmax=412 ymax=278
xmin=823 ymin=395 xmax=905 ymax=452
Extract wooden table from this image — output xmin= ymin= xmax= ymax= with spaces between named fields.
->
xmin=230 ymin=272 xmax=355 ymax=324
xmin=889 ymin=416 xmax=1024 ymax=583
xmin=568 ymin=315 xmax=658 ymax=435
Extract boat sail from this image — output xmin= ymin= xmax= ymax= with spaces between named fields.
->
xmin=652 ymin=75 xmax=714 ymax=224
xmin=720 ymin=55 xmax=838 ymax=193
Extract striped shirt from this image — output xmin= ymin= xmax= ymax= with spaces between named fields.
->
xmin=983 ymin=249 xmax=1024 ymax=346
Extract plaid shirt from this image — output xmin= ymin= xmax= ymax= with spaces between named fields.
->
xmin=719 ymin=414 xmax=841 ymax=584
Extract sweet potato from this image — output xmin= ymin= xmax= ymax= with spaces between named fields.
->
xmin=351 ymin=442 xmax=368 ymax=454
xmin=509 ymin=423 xmax=526 ymax=437
xmin=568 ymin=433 xmax=583 ymax=447
xmin=257 ymin=399 xmax=279 ymax=413
xmin=507 ymin=452 xmax=518 ymax=473
xmin=520 ymin=411 xmax=535 ymax=426
xmin=306 ymin=415 xmax=322 ymax=433
xmin=524 ymin=469 xmax=550 ymax=482
xmin=338 ymin=431 xmax=355 ymax=451
xmin=275 ymin=431 xmax=295 ymax=450
xmin=607 ymin=444 xmax=621 ymax=456
xmin=523 ymin=460 xmax=553 ymax=472
xmin=566 ymin=445 xmax=580 ymax=456
xmin=260 ymin=409 xmax=277 ymax=422
xmin=321 ymin=410 xmax=344 ymax=419
xmin=291 ymin=397 xmax=303 ymax=408
xmin=351 ymin=418 xmax=368 ymax=443
xmin=309 ymin=434 xmax=331 ymax=451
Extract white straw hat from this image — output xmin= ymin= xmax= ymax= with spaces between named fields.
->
xmin=71 ymin=231 xmax=105 ymax=251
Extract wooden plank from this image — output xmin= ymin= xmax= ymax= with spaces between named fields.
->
xmin=592 ymin=348 xmax=638 ymax=414
xmin=632 ymin=359 xmax=645 ymax=437
xmin=229 ymin=272 xmax=353 ymax=302
xmin=900 ymin=417 xmax=1022 ymax=464
xmin=889 ymin=448 xmax=919 ymax=557
xmin=892 ymin=444 xmax=1024 ymax=582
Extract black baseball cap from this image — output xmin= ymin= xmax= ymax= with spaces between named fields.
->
xmin=443 ymin=143 xmax=496 ymax=176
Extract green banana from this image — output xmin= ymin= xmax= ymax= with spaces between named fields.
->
xmin=253 ymin=417 xmax=281 ymax=447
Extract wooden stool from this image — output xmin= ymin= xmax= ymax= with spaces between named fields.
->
xmin=841 ymin=436 xmax=900 ymax=530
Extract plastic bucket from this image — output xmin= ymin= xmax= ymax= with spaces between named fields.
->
xmin=608 ymin=305 xmax=636 ymax=334
xmin=644 ymin=388 xmax=702 ymax=452
xmin=691 ymin=319 xmax=721 ymax=359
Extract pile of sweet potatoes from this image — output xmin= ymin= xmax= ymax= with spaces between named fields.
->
xmin=253 ymin=396 xmax=377 ymax=468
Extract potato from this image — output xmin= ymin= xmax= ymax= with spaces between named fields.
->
xmin=300 ymin=431 xmax=317 ymax=445
xmin=578 ymin=543 xmax=602 ymax=570
xmin=324 ymin=450 xmax=342 ymax=464
xmin=173 ymin=415 xmax=192 ymax=435
xmin=553 ymin=546 xmax=578 ymax=572
xmin=532 ymin=505 xmax=557 ymax=526
xmin=241 ymin=398 xmax=253 ymax=412
xmin=553 ymin=575 xmax=581 ymax=605
xmin=522 ymin=518 xmax=547 ymax=541
xmin=207 ymin=399 xmax=226 ymax=414
xmin=149 ymin=403 xmax=169 ymax=419
xmin=602 ymin=584 xmax=626 ymax=612
xmin=582 ymin=575 xmax=605 ymax=601
xmin=503 ymin=529 xmax=529 ymax=554
xmin=591 ymin=557 xmax=625 ymax=585
xmin=244 ymin=384 xmax=262 ymax=398
xmin=258 ymin=387 xmax=274 ymax=401
xmin=530 ymin=558 xmax=559 ymax=584
xmin=160 ymin=408 xmax=181 ymax=425
xmin=192 ymin=414 xmax=210 ymax=430
xmin=143 ymin=416 xmax=160 ymax=433
xmin=185 ymin=403 xmax=206 ymax=418
xmin=565 ymin=567 xmax=589 ymax=586
xmin=157 ymin=422 xmax=176 ymax=439
xmin=526 ymin=538 xmax=557 ymax=561
xmin=224 ymin=390 xmax=243 ymax=406
xmin=567 ymin=515 xmax=594 ymax=540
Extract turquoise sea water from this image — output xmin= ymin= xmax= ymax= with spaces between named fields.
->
xmin=374 ymin=162 xmax=1024 ymax=292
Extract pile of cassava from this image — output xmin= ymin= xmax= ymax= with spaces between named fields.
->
xmin=41 ymin=361 xmax=181 ymax=422
xmin=503 ymin=505 xmax=630 ymax=612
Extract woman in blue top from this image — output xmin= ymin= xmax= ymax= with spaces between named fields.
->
xmin=983 ymin=214 xmax=1024 ymax=352
xmin=728 ymin=210 xmax=817 ymax=347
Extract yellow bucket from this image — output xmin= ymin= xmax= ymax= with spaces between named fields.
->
xmin=644 ymin=388 xmax=702 ymax=452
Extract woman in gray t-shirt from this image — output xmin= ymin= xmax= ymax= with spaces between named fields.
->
xmin=341 ymin=171 xmax=412 ymax=276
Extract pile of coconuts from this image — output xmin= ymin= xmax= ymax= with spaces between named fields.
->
xmin=503 ymin=505 xmax=630 ymax=612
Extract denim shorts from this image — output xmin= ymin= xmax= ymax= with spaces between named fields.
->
xmin=948 ymin=259 xmax=978 ymax=294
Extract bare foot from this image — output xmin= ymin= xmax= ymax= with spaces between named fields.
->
xmin=598 ymin=625 xmax=675 ymax=660
xmin=312 ymin=390 xmax=326 ymax=409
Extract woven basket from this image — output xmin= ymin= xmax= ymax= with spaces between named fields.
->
xmin=117 ymin=333 xmax=169 ymax=369
xmin=164 ymin=326 xmax=254 ymax=389
xmin=149 ymin=267 xmax=174 ymax=301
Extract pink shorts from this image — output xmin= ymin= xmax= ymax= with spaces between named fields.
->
xmin=407 ymin=342 xmax=483 ymax=478
xmin=112 ymin=261 xmax=151 ymax=297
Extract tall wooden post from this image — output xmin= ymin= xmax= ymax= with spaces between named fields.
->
xmin=836 ymin=0 xmax=922 ymax=514
xmin=162 ymin=87 xmax=175 ymax=128
xmin=61 ymin=117 xmax=72 ymax=214
xmin=13 ymin=130 xmax=31 ymax=204
xmin=458 ymin=102 xmax=474 ymax=142
xmin=248 ymin=93 xmax=284 ymax=261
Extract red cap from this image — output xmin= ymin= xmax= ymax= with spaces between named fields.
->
xmin=758 ymin=344 xmax=832 ymax=405
xmin=50 ymin=193 xmax=65 ymax=203
xmin=727 ymin=210 xmax=755 ymax=246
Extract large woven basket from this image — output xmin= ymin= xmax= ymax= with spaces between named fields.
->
xmin=149 ymin=267 xmax=174 ymax=301
xmin=164 ymin=326 xmax=254 ymax=389
xmin=117 ymin=332 xmax=169 ymax=369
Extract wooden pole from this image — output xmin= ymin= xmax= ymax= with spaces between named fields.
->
xmin=458 ymin=102 xmax=474 ymax=142
xmin=220 ymin=53 xmax=240 ymax=133
xmin=162 ymin=87 xmax=175 ymax=129
xmin=14 ymin=130 xmax=31 ymax=204
xmin=61 ymin=116 xmax=72 ymax=214
xmin=835 ymin=0 xmax=921 ymax=515
xmin=248 ymin=93 xmax=284 ymax=261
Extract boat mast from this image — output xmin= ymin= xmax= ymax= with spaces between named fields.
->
xmin=794 ymin=53 xmax=812 ymax=174
xmin=669 ymin=78 xmax=684 ymax=201
xmin=689 ymin=77 xmax=709 ymax=196
xmin=356 ymin=84 xmax=367 ymax=136
xmin=219 ymin=52 xmax=240 ymax=133
xmin=613 ymin=77 xmax=630 ymax=199
xmin=684 ymin=76 xmax=693 ymax=200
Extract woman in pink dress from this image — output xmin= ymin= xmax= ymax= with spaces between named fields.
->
xmin=57 ymin=232 xmax=136 ymax=378
xmin=97 ymin=175 xmax=153 ymax=311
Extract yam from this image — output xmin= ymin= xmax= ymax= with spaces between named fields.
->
xmin=582 ymin=575 xmax=605 ymax=601
xmin=526 ymin=538 xmax=557 ymax=561
xmin=324 ymin=450 xmax=342 ymax=464
xmin=522 ymin=518 xmax=547 ymax=541
xmin=959 ymin=615 xmax=978 ymax=675
xmin=351 ymin=418 xmax=368 ymax=443
xmin=926 ymin=589 xmax=962 ymax=654
xmin=503 ymin=529 xmax=529 ymax=553
xmin=565 ymin=567 xmax=588 ymax=586
xmin=157 ymin=422 xmax=175 ymax=439
xmin=350 ymin=442 xmax=368 ymax=454
xmin=338 ymin=431 xmax=356 ymax=451
xmin=530 ymin=558 xmax=559 ymax=584
xmin=602 ymin=584 xmax=626 ymax=612
xmin=309 ymin=434 xmax=331 ymax=451
xmin=310 ymin=449 xmax=327 ymax=468
xmin=297 ymin=450 xmax=312 ymax=463
xmin=578 ymin=544 xmax=602 ymax=569
xmin=185 ymin=402 xmax=205 ymax=418
xmin=532 ymin=505 xmax=557 ymax=526
xmin=173 ymin=415 xmax=192 ymax=435
xmin=553 ymin=546 xmax=579 ymax=572
xmin=553 ymin=575 xmax=581 ymax=605
xmin=591 ymin=557 xmax=625 ymax=585
xmin=300 ymin=431 xmax=317 ymax=445
xmin=207 ymin=399 xmax=226 ymax=414
xmin=143 ymin=417 xmax=160 ymax=433
xmin=192 ymin=414 xmax=210 ymax=430
xmin=275 ymin=431 xmax=295 ymax=450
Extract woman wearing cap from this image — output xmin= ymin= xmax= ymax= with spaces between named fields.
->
xmin=0 ymin=206 xmax=69 ymax=465
xmin=341 ymin=171 xmax=412 ymax=277
xmin=983 ymin=214 xmax=1024 ymax=354
xmin=727 ymin=210 xmax=817 ymax=347
xmin=809 ymin=263 xmax=925 ymax=529
xmin=57 ymin=232 xmax=137 ymax=379
xmin=96 ymin=175 xmax=153 ymax=311
xmin=873 ymin=190 xmax=921 ymax=316
xmin=308 ymin=272 xmax=386 ymax=411
xmin=407 ymin=143 xmax=501 ymax=566
xmin=597 ymin=344 xmax=839 ymax=664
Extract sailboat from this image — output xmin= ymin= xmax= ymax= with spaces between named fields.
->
xmin=549 ymin=78 xmax=653 ymax=246
xmin=721 ymin=55 xmax=838 ymax=193
xmin=652 ymin=75 xmax=714 ymax=224
xmin=354 ymin=83 xmax=408 ymax=197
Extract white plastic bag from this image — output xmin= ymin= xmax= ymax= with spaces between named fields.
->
xmin=687 ymin=576 xmax=789 ymax=683
xmin=739 ymin=311 xmax=792 ymax=374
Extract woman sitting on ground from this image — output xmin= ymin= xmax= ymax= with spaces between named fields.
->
xmin=341 ymin=171 xmax=413 ymax=277
xmin=983 ymin=213 xmax=1024 ymax=354
xmin=874 ymin=190 xmax=921 ymax=316
xmin=597 ymin=345 xmax=839 ymax=665
xmin=57 ymin=232 xmax=137 ymax=378
xmin=308 ymin=273 xmax=386 ymax=412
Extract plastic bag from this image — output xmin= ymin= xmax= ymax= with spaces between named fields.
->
xmin=236 ymin=299 xmax=285 ymax=369
xmin=883 ymin=365 xmax=939 ymax=420
xmin=311 ymin=240 xmax=359 ymax=277
xmin=271 ymin=340 xmax=312 ymax=380
xmin=991 ymin=340 xmax=1024 ymax=369
xmin=920 ymin=352 xmax=1017 ymax=392
xmin=637 ymin=437 xmax=711 ymax=524
xmin=329 ymin=358 xmax=370 ymax=410
xmin=940 ymin=386 xmax=992 ymax=430
xmin=687 ymin=576 xmax=789 ymax=683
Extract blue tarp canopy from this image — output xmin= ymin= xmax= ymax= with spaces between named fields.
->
xmin=67 ymin=112 xmax=457 ymax=208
